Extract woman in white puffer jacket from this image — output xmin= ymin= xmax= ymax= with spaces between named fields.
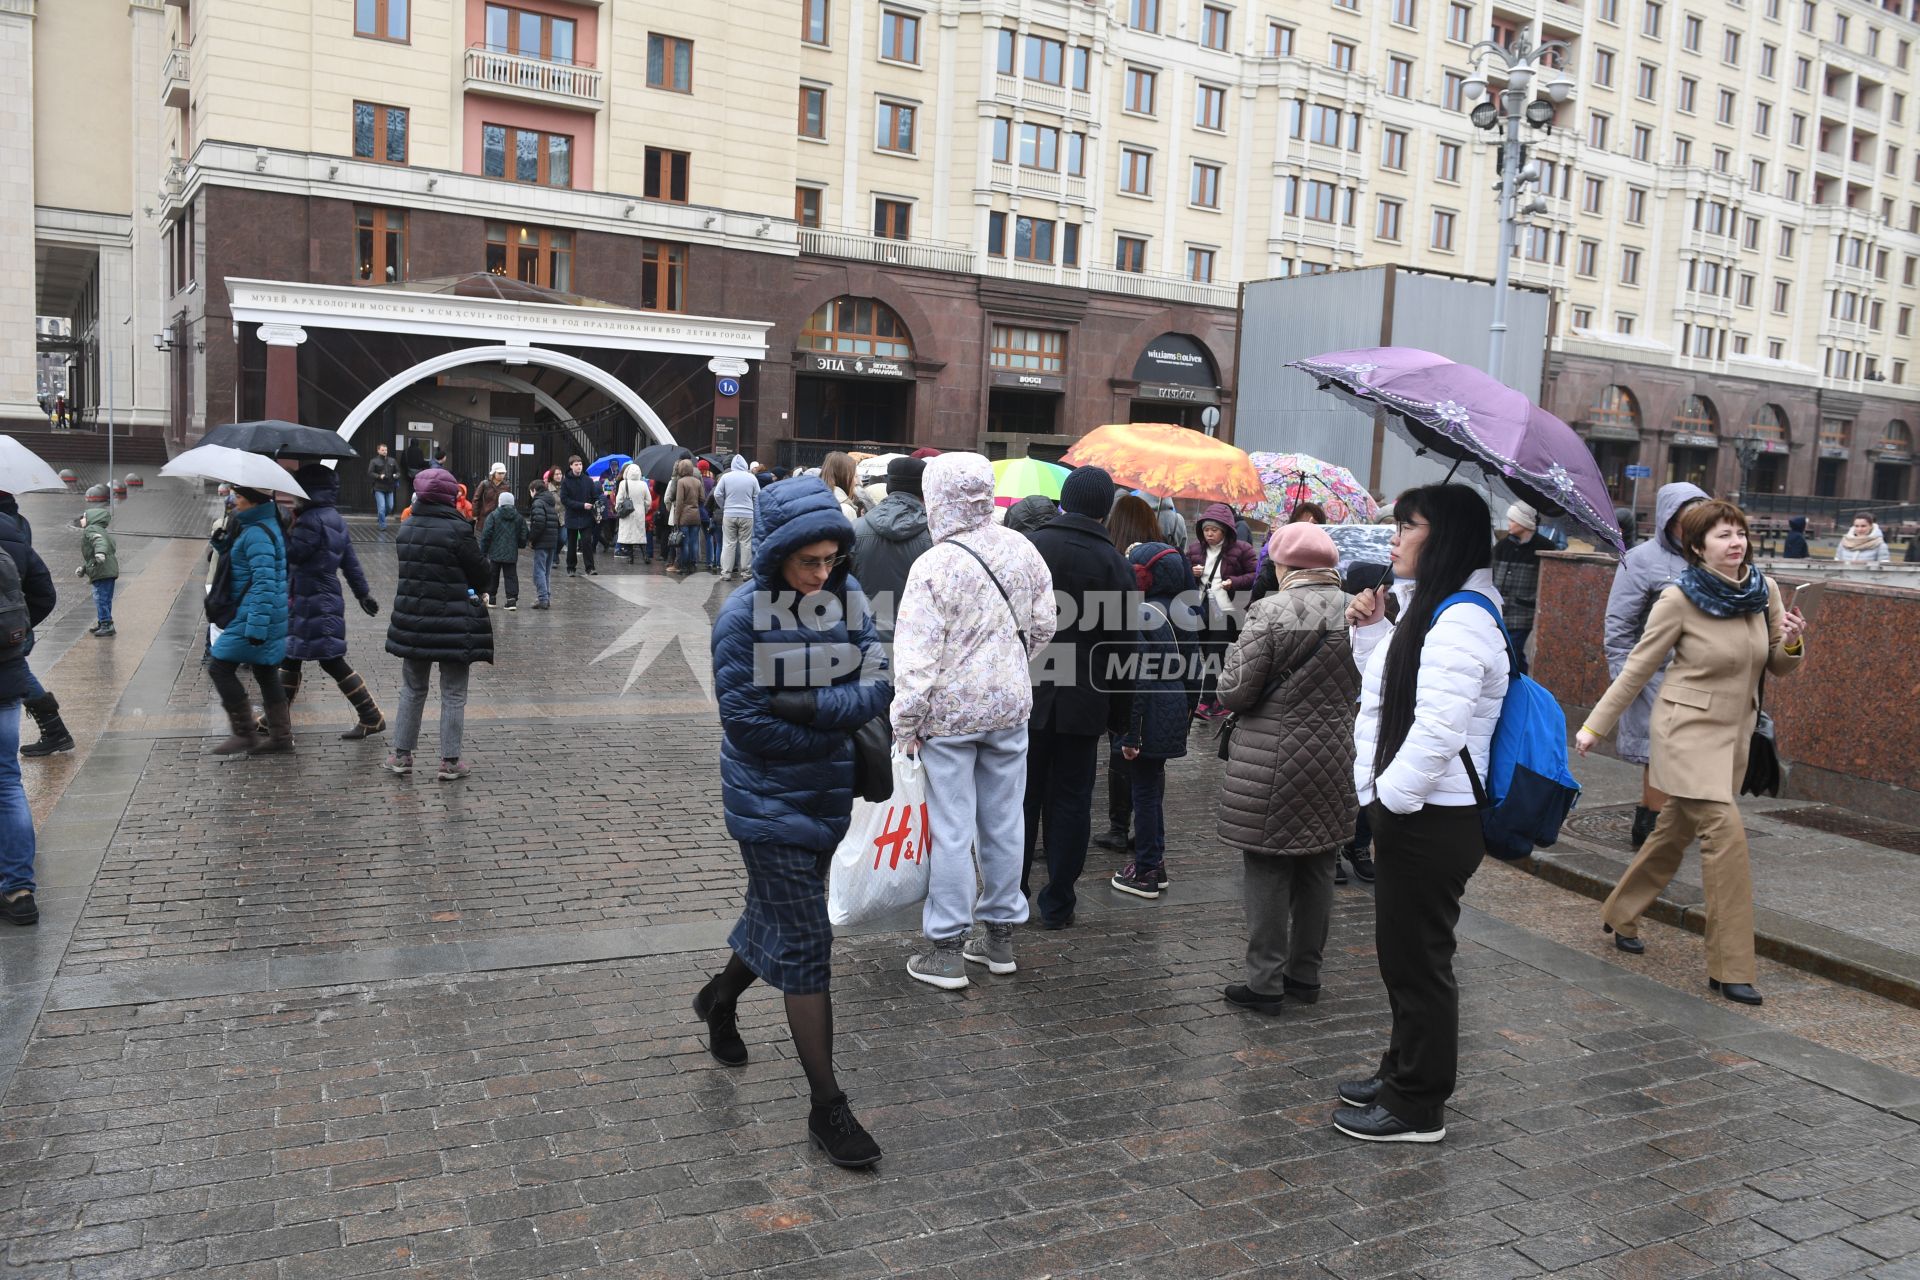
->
xmin=1334 ymin=484 xmax=1510 ymax=1148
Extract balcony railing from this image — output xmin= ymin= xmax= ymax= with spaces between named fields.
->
xmin=990 ymin=73 xmax=1094 ymax=118
xmin=798 ymin=227 xmax=975 ymax=274
xmin=161 ymin=45 xmax=189 ymax=108
xmin=986 ymin=162 xmax=1089 ymax=202
xmin=1086 ymin=265 xmax=1238 ymax=308
xmin=463 ymin=47 xmax=603 ymax=106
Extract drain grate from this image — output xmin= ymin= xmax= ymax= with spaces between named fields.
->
xmin=1562 ymin=804 xmax=1637 ymax=844
xmin=1767 ymin=806 xmax=1920 ymax=855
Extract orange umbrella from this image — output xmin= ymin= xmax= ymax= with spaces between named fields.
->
xmin=1060 ymin=424 xmax=1264 ymax=505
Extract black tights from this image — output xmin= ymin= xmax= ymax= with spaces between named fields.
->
xmin=705 ymin=952 xmax=841 ymax=1104
xmin=281 ymin=656 xmax=353 ymax=685
xmin=208 ymin=658 xmax=284 ymax=712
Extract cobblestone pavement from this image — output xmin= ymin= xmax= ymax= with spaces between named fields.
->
xmin=2 ymin=479 xmax=1919 ymax=1278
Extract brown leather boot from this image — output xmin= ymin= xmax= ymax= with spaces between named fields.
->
xmin=211 ymin=704 xmax=262 ymax=756
xmin=251 ymin=700 xmax=296 ymax=755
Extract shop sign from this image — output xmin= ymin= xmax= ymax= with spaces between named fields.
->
xmin=1877 ymin=451 xmax=1912 ymax=464
xmin=714 ymin=418 xmax=738 ymax=453
xmin=1584 ymin=423 xmax=1641 ymax=442
xmin=798 ymin=352 xmax=913 ymax=379
xmin=1137 ymin=383 xmax=1220 ymax=405
xmin=991 ymin=370 xmax=1066 ymax=393
xmin=1131 ymin=333 xmax=1217 ymax=388
xmin=1820 ymin=444 xmax=1852 ymax=459
xmin=1671 ymin=432 xmax=1719 ymax=448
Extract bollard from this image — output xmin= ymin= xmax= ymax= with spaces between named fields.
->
xmin=111 ymin=480 xmax=128 ymax=500
xmin=124 ymin=472 xmax=143 ymax=489
xmin=58 ymin=469 xmax=77 ymax=488
xmin=84 ymin=484 xmax=109 ymax=505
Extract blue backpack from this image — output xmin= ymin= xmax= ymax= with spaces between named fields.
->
xmin=1431 ymin=592 xmax=1581 ymax=860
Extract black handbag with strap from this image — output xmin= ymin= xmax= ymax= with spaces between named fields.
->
xmin=1741 ymin=671 xmax=1782 ymax=797
xmin=1216 ymin=632 xmax=1325 ymax=760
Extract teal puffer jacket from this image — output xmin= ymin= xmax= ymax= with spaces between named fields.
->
xmin=209 ymin=502 xmax=290 ymax=666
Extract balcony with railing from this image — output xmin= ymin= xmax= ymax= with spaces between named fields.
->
xmin=986 ymin=162 xmax=1090 ymax=203
xmin=798 ymin=227 xmax=975 ymax=274
xmin=161 ymin=45 xmax=189 ymax=109
xmin=463 ymin=46 xmax=603 ymax=109
xmin=990 ymin=73 xmax=1094 ymax=119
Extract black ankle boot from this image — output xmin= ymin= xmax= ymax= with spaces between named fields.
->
xmin=692 ymin=985 xmax=747 ymax=1067
xmin=808 ymin=1094 xmax=881 ymax=1169
xmin=1630 ymin=805 xmax=1658 ymax=849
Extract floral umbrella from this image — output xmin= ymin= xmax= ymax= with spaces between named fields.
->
xmin=1245 ymin=451 xmax=1378 ymax=526
xmin=1061 ymin=424 xmax=1264 ymax=506
xmin=991 ymin=457 xmax=1069 ymax=508
xmin=1289 ymin=346 xmax=1625 ymax=555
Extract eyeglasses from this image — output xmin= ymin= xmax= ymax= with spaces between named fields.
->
xmin=790 ymin=553 xmax=849 ymax=572
xmin=1393 ymin=519 xmax=1428 ymax=536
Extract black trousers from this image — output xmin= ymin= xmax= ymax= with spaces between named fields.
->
xmin=488 ymin=561 xmax=519 ymax=602
xmin=1368 ymin=800 xmax=1485 ymax=1131
xmin=208 ymin=658 xmax=285 ymax=711
xmin=1105 ymin=745 xmax=1132 ymax=839
xmin=564 ymin=525 xmax=596 ymax=573
xmin=1021 ymin=726 xmax=1100 ymax=924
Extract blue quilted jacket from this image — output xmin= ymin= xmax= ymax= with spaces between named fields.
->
xmin=712 ymin=478 xmax=891 ymax=852
xmin=209 ymin=501 xmax=290 ymax=666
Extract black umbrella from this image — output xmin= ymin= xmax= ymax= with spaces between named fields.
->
xmin=634 ymin=442 xmax=694 ymax=488
xmin=198 ymin=419 xmax=359 ymax=460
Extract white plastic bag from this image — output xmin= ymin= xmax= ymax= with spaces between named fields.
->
xmin=827 ymin=750 xmax=932 ymax=927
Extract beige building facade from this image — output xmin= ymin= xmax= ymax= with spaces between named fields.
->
xmin=12 ymin=0 xmax=1920 ymax=505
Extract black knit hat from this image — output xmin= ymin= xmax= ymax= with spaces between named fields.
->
xmin=886 ymin=456 xmax=926 ymax=496
xmin=1058 ymin=465 xmax=1116 ymax=519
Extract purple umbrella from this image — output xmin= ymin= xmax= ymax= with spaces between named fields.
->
xmin=1289 ymin=346 xmax=1624 ymax=555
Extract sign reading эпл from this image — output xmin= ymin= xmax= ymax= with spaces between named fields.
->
xmin=797 ymin=352 xmax=913 ymax=380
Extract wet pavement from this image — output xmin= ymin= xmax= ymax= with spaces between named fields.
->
xmin=1 ymin=476 xmax=1918 ymax=1278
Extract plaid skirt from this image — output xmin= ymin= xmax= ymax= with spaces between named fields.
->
xmin=728 ymin=841 xmax=834 ymax=995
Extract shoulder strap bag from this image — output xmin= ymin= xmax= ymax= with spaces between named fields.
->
xmin=946 ymin=538 xmax=1027 ymax=650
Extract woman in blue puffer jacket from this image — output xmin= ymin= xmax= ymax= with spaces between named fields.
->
xmin=277 ymin=464 xmax=384 ymax=741
xmin=207 ymin=486 xmax=292 ymax=756
xmin=692 ymin=477 xmax=891 ymax=1170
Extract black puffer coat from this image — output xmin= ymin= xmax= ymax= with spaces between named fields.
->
xmin=285 ymin=472 xmax=372 ymax=662
xmin=1215 ymin=571 xmax=1358 ymax=856
xmin=385 ymin=501 xmax=493 ymax=664
xmin=527 ymin=490 xmax=561 ymax=550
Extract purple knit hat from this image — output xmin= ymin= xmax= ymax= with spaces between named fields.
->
xmin=413 ymin=467 xmax=460 ymax=505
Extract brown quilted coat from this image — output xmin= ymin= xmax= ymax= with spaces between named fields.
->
xmin=1215 ymin=575 xmax=1361 ymax=856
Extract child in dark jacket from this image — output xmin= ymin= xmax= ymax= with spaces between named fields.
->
xmin=1110 ymin=541 xmax=1201 ymax=901
xmin=526 ymin=481 xmax=560 ymax=609
xmin=478 ymin=492 xmax=529 ymax=610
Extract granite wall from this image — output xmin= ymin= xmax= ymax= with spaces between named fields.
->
xmin=1535 ymin=552 xmax=1920 ymax=822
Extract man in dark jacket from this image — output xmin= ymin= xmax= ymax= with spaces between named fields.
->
xmin=1489 ymin=501 xmax=1557 ymax=673
xmin=0 ymin=539 xmax=57 ymax=926
xmin=1022 ymin=465 xmax=1135 ymax=929
xmin=1783 ymin=516 xmax=1810 ymax=559
xmin=368 ymin=443 xmax=401 ymax=531
xmin=0 ymin=494 xmax=69 ymax=759
xmin=526 ymin=480 xmax=561 ymax=609
xmin=558 ymin=455 xmax=599 ymax=576
xmin=384 ymin=468 xmax=492 ymax=781
xmin=850 ymin=457 xmax=932 ymax=642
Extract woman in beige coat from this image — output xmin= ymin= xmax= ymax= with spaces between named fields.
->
xmin=667 ymin=458 xmax=706 ymax=574
xmin=1578 ymin=499 xmax=1806 ymax=1006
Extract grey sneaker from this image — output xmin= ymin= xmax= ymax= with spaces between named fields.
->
xmin=907 ymin=936 xmax=970 ymax=990
xmin=961 ymin=922 xmax=1016 ymax=975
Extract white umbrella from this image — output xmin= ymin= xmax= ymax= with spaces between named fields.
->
xmin=855 ymin=452 xmax=908 ymax=484
xmin=0 ymin=436 xmax=67 ymax=494
xmin=161 ymin=444 xmax=309 ymax=499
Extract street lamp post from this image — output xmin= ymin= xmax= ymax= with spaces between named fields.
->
xmin=1460 ymin=36 xmax=1577 ymax=384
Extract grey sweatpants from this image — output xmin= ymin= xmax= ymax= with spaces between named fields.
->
xmin=1242 ymin=849 xmax=1338 ymax=995
xmin=920 ymin=725 xmax=1032 ymax=941
xmin=720 ymin=515 xmax=754 ymax=576
xmin=393 ymin=659 xmax=470 ymax=760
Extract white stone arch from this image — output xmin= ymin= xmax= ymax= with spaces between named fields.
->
xmin=335 ymin=345 xmax=673 ymax=450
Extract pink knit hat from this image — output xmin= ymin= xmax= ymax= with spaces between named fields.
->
xmin=1267 ymin=522 xmax=1338 ymax=569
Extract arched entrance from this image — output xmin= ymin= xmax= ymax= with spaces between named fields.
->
xmin=1126 ymin=333 xmax=1223 ymax=430
xmin=1668 ymin=395 xmax=1720 ymax=489
xmin=1873 ymin=420 xmax=1913 ymax=501
xmin=1581 ymin=384 xmax=1642 ymax=501
xmin=1745 ymin=404 xmax=1790 ymax=495
xmin=792 ymin=297 xmax=917 ymax=455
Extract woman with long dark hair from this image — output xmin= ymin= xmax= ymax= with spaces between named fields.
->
xmin=1335 ymin=484 xmax=1509 ymax=1144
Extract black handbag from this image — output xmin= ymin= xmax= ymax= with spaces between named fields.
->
xmin=1740 ymin=673 xmax=1782 ymax=797
xmin=851 ymin=714 xmax=893 ymax=803
xmin=1216 ymin=632 xmax=1325 ymax=761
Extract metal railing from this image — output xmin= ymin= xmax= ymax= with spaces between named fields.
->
xmin=463 ymin=47 xmax=604 ymax=103
xmin=797 ymin=227 xmax=975 ymax=274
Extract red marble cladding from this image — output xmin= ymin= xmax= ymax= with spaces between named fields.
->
xmin=1535 ymin=553 xmax=1920 ymax=798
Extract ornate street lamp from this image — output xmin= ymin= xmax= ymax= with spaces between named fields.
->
xmin=1460 ymin=35 xmax=1576 ymax=382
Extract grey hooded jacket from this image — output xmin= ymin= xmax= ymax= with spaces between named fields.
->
xmin=1602 ymin=481 xmax=1709 ymax=764
xmin=851 ymin=491 xmax=932 ymax=640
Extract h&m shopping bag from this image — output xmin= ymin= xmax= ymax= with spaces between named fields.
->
xmin=827 ymin=751 xmax=932 ymax=927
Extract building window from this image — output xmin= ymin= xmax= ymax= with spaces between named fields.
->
xmin=1673 ymin=136 xmax=1692 ymax=165
xmin=1789 ymin=112 xmax=1805 ymax=145
xmin=481 ymin=124 xmax=573 ymax=187
xmin=795 ymin=186 xmax=822 ymax=227
xmin=1012 ymin=216 xmax=1056 ymax=263
xmin=1716 ymin=88 xmax=1737 ymax=124
xmin=354 ymin=0 xmax=407 ymax=42
xmin=637 ymin=240 xmax=685 ymax=312
xmin=1636 ymin=61 xmax=1657 ymax=99
xmin=1394 ymin=0 xmax=1417 ymax=22
xmin=987 ymin=211 xmax=1006 ymax=257
xmin=874 ymin=198 xmax=912 ymax=239
xmin=1593 ymin=48 xmax=1615 ymax=86
xmin=1121 ymin=148 xmax=1153 ymax=194
xmin=991 ymin=119 xmax=1012 ymax=164
xmin=990 ymin=325 xmax=1065 ymax=372
xmin=1387 ymin=56 xmax=1412 ymax=97
xmin=1782 ymin=167 xmax=1797 ymax=198
xmin=1448 ymin=3 xmax=1473 ymax=40
xmin=801 ymin=297 xmax=913 ymax=358
xmin=1329 ymin=39 xmax=1356 ymax=70
xmin=485 ymin=222 xmax=571 ymax=291
xmin=1571 ymin=306 xmax=1594 ymax=328
xmin=1125 ymin=67 xmax=1157 ymax=113
xmin=1202 ymin=5 xmax=1231 ymax=47
xmin=1187 ymin=247 xmax=1216 ymax=281
xmin=1116 ymin=235 xmax=1148 ymax=272
xmin=803 ymin=0 xmax=829 ymax=44
xmin=1383 ymin=127 xmax=1408 ymax=169
xmin=1576 ymin=239 xmax=1599 ymax=275
xmin=1436 ymin=140 xmax=1460 ymax=181
xmin=1632 ymin=124 xmax=1653 ymax=161
xmin=1755 ymin=101 xmax=1772 ymax=135
xmin=1617 ymin=315 xmax=1636 ymax=335
xmin=1376 ymin=197 xmax=1402 ymax=240
xmin=799 ymin=86 xmax=827 ymax=139
xmin=877 ymin=100 xmax=916 ymax=153
xmin=1018 ymin=123 xmax=1060 ymax=170
xmin=880 ymin=9 xmax=920 ymax=63
xmin=1129 ymin=0 xmax=1159 ymax=32
xmin=1588 ymin=112 xmax=1609 ymax=148
xmin=647 ymin=33 xmax=693 ymax=91
xmin=354 ymin=207 xmax=406 ymax=284
xmin=1724 ymin=28 xmax=1741 ymax=62
xmin=1583 ymin=175 xmax=1605 ymax=213
xmin=1626 ymin=186 xmax=1647 ymax=222
xmin=1778 ymin=226 xmax=1794 ymax=257
xmin=1190 ymin=162 xmax=1222 ymax=208
xmin=483 ymin=5 xmax=577 ymax=62
xmin=1620 ymin=247 xmax=1641 ymax=284
xmin=1760 ymin=42 xmax=1776 ymax=77
xmin=1678 ymin=76 xmax=1697 ymax=112
xmin=1025 ymin=34 xmax=1064 ymax=83
xmin=1683 ymin=13 xmax=1703 ymax=48
xmin=1643 ymin=0 xmax=1663 ymax=36
xmin=1063 ymin=224 xmax=1081 ymax=268
xmin=1071 ymin=46 xmax=1091 ymax=91
xmin=1431 ymin=209 xmax=1455 ymax=250
xmin=1268 ymin=22 xmax=1294 ymax=54
xmin=643 ymin=147 xmax=689 ymax=202
xmin=1065 ymin=132 xmax=1086 ymax=176
xmin=1196 ymin=83 xmax=1226 ymax=129
xmin=1768 ymin=279 xmax=1787 ymax=311
xmin=352 ymin=102 xmax=408 ymax=165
